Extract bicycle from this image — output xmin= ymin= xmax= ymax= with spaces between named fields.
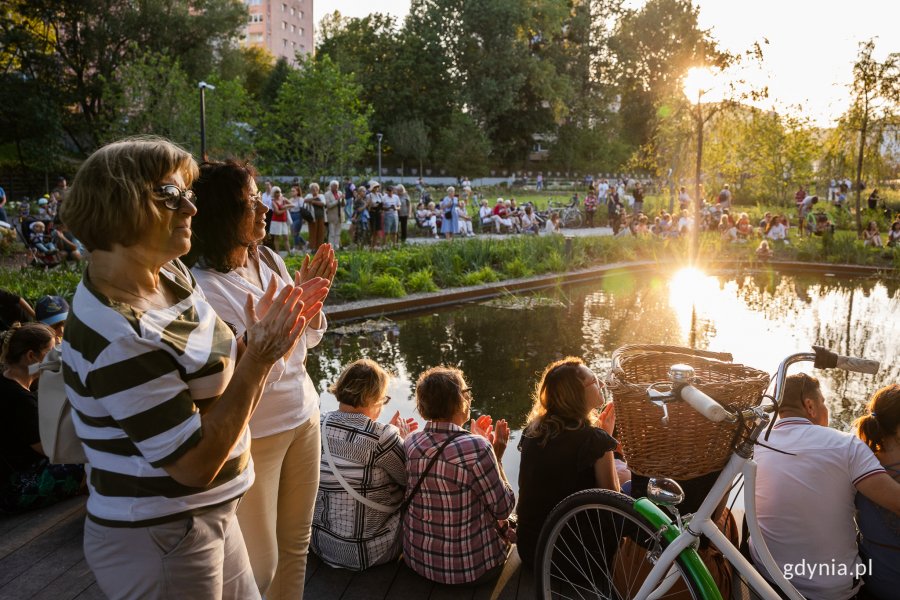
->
xmin=536 ymin=346 xmax=880 ymax=600
xmin=547 ymin=198 xmax=584 ymax=229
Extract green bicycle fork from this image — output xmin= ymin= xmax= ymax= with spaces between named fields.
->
xmin=632 ymin=498 xmax=723 ymax=600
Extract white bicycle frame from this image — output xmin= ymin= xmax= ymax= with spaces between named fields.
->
xmin=634 ymin=447 xmax=804 ymax=600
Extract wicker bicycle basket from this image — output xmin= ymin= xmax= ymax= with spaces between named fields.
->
xmin=608 ymin=344 xmax=770 ymax=480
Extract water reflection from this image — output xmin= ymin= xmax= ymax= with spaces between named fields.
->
xmin=311 ymin=271 xmax=899 ymax=487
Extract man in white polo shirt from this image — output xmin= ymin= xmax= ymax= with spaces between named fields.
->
xmin=752 ymin=373 xmax=900 ymax=600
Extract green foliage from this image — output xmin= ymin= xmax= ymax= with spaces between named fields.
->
xmin=0 ymin=267 xmax=82 ymax=303
xmin=406 ymin=269 xmax=439 ymax=293
xmin=259 ymin=55 xmax=371 ymax=176
xmin=369 ymin=274 xmax=406 ymax=298
xmin=1 ymin=0 xmax=247 ymax=154
xmin=502 ymin=257 xmax=533 ymax=279
xmin=0 ymin=228 xmax=20 ymax=256
xmin=461 ymin=266 xmax=501 ymax=287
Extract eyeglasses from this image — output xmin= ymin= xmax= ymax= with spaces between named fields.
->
xmin=248 ymin=192 xmax=262 ymax=212
xmin=155 ymin=184 xmax=196 ymax=211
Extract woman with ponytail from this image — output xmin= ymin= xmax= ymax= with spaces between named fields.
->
xmin=854 ymin=385 xmax=900 ymax=599
xmin=0 ymin=323 xmax=84 ymax=512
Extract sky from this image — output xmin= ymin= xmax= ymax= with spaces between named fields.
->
xmin=313 ymin=0 xmax=899 ymax=127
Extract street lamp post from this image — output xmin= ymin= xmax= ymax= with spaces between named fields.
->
xmin=683 ymin=67 xmax=716 ymax=259
xmin=376 ymin=132 xmax=383 ymax=179
xmin=198 ymin=81 xmax=216 ymax=161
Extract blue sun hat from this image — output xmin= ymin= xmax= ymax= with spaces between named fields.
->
xmin=36 ymin=295 xmax=70 ymax=326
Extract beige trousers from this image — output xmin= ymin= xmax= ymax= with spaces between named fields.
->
xmin=237 ymin=412 xmax=321 ymax=599
xmin=83 ymin=499 xmax=259 ymax=600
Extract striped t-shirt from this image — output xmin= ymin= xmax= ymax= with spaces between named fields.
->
xmin=62 ymin=259 xmax=252 ymax=526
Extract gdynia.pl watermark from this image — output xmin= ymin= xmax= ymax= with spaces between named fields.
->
xmin=783 ymin=559 xmax=873 ymax=581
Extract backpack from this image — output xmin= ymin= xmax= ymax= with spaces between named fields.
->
xmin=38 ymin=346 xmax=86 ymax=465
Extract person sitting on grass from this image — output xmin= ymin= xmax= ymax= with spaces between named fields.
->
xmin=515 ymin=357 xmax=618 ymax=568
xmin=402 ymin=366 xmax=515 ymax=586
xmin=863 ymin=220 xmax=883 ymax=248
xmin=0 ymin=322 xmax=84 ymax=513
xmin=719 ymin=214 xmax=737 ymax=242
xmin=765 ymin=214 xmax=787 ymax=242
xmin=51 ymin=217 xmax=84 ymax=262
xmin=312 ymin=359 xmax=418 ymax=571
xmin=756 ymin=240 xmax=774 ymax=261
xmin=888 ymin=220 xmax=900 ymax=248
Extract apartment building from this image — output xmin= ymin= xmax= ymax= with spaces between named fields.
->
xmin=243 ymin=0 xmax=314 ymax=63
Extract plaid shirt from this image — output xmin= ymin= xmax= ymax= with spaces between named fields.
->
xmin=402 ymin=422 xmax=515 ymax=585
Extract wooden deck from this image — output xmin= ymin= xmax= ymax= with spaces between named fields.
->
xmin=0 ymin=497 xmax=535 ymax=600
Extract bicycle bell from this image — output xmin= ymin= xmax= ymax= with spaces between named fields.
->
xmin=668 ymin=364 xmax=695 ymax=385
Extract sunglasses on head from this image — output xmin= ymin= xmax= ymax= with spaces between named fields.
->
xmin=155 ymin=184 xmax=195 ymax=211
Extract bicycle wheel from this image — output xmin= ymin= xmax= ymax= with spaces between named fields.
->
xmin=563 ymin=209 xmax=583 ymax=228
xmin=535 ymin=489 xmax=703 ymax=600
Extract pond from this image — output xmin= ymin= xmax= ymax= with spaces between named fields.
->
xmin=309 ymin=268 xmax=900 ymax=489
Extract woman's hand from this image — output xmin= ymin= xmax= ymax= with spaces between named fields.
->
xmin=295 ymin=243 xmax=338 ymax=286
xmin=242 ymin=283 xmax=324 ymax=364
xmin=471 ymin=415 xmax=510 ymax=458
xmin=597 ymin=401 xmax=616 ymax=436
xmin=389 ymin=411 xmax=419 ymax=440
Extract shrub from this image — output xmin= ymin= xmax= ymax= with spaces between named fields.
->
xmin=461 ymin=266 xmax=500 ymax=286
xmin=334 ymin=282 xmax=363 ymax=301
xmin=370 ymin=274 xmax=406 ymax=298
xmin=502 ymin=257 xmax=533 ymax=279
xmin=406 ymin=269 xmax=439 ymax=293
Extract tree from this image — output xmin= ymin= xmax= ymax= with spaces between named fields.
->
xmin=258 ymin=55 xmax=371 ymax=176
xmin=842 ymin=39 xmax=900 ymax=236
xmin=432 ymin=112 xmax=492 ymax=177
xmin=0 ymin=0 xmax=247 ymax=153
xmin=388 ymin=119 xmax=431 ymax=178
xmin=608 ymin=0 xmax=729 ymax=148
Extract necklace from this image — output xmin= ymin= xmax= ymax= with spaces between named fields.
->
xmin=91 ymin=271 xmax=172 ymax=311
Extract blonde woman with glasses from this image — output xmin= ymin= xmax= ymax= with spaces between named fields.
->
xmin=515 ymin=357 xmax=618 ymax=568
xmin=59 ymin=137 xmax=324 ymax=599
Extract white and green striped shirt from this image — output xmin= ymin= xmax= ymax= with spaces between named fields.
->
xmin=62 ymin=259 xmax=252 ymax=526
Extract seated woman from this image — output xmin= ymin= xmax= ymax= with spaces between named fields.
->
xmin=766 ymin=214 xmax=787 ymax=241
xmin=402 ymin=366 xmax=515 ymax=586
xmin=312 ymin=359 xmax=418 ymax=571
xmin=888 ymin=220 xmax=900 ymax=247
xmin=415 ymin=202 xmax=438 ymax=237
xmin=719 ymin=214 xmax=737 ymax=242
xmin=863 ymin=221 xmax=883 ymax=247
xmin=854 ymin=385 xmax=900 ymax=600
xmin=0 ymin=323 xmax=84 ymax=513
xmin=520 ymin=205 xmax=540 ymax=234
xmin=756 ymin=240 xmax=774 ymax=261
xmin=735 ymin=212 xmax=753 ymax=240
xmin=515 ymin=357 xmax=618 ymax=568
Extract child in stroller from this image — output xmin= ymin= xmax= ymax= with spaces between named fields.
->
xmin=24 ymin=220 xmax=62 ymax=267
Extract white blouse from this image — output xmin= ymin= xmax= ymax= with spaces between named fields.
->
xmin=192 ymin=253 xmax=327 ymax=438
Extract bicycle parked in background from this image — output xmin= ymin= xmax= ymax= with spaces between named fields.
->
xmin=536 ymin=346 xmax=880 ymax=600
xmin=547 ymin=198 xmax=584 ymax=229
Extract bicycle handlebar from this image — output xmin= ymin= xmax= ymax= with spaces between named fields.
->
xmin=813 ymin=346 xmax=879 ymax=375
xmin=679 ymin=385 xmax=732 ymax=423
xmin=670 ymin=346 xmax=880 ymax=425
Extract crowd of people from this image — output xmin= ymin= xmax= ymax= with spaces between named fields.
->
xmin=1 ymin=138 xmax=899 ymax=600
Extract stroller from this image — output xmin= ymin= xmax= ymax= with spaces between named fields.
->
xmin=19 ymin=217 xmax=62 ymax=268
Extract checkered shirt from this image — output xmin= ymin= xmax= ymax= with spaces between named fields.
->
xmin=311 ymin=412 xmax=407 ymax=570
xmin=402 ymin=422 xmax=515 ymax=584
